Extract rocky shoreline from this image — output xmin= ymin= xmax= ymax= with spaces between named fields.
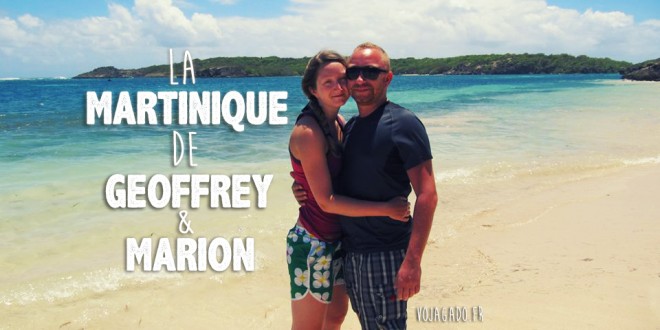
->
xmin=619 ymin=59 xmax=660 ymax=81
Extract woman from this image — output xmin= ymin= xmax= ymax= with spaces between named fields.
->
xmin=287 ymin=50 xmax=410 ymax=330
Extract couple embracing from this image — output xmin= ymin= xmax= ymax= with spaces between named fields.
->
xmin=286 ymin=42 xmax=438 ymax=330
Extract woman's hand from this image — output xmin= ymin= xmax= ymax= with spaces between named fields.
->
xmin=386 ymin=196 xmax=410 ymax=222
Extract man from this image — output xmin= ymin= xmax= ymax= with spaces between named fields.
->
xmin=295 ymin=42 xmax=437 ymax=329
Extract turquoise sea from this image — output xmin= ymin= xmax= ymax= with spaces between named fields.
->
xmin=3 ymin=75 xmax=657 ymax=176
xmin=1 ymin=74 xmax=658 ymax=327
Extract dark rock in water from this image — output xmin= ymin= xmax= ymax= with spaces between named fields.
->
xmin=620 ymin=59 xmax=660 ymax=81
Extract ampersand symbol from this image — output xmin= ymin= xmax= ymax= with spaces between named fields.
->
xmin=178 ymin=210 xmax=194 ymax=234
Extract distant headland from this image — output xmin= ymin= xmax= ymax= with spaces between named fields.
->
xmin=74 ymin=54 xmax=659 ymax=81
xmin=619 ymin=59 xmax=660 ymax=81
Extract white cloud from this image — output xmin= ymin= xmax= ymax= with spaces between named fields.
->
xmin=17 ymin=14 xmax=43 ymax=28
xmin=211 ymin=0 xmax=238 ymax=4
xmin=134 ymin=0 xmax=198 ymax=44
xmin=205 ymin=0 xmax=658 ymax=62
xmin=0 ymin=0 xmax=658 ymax=77
xmin=582 ymin=9 xmax=633 ymax=28
xmin=642 ymin=18 xmax=660 ymax=25
xmin=0 ymin=17 xmax=27 ymax=44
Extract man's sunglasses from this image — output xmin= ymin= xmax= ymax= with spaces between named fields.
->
xmin=346 ymin=66 xmax=389 ymax=80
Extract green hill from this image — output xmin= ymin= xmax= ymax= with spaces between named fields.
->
xmin=74 ymin=53 xmax=634 ymax=78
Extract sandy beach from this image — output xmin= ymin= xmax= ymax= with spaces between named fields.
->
xmin=412 ymin=162 xmax=660 ymax=329
xmin=3 ymin=160 xmax=658 ymax=329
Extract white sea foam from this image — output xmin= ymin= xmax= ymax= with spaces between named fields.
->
xmin=0 ymin=268 xmax=181 ymax=306
xmin=622 ymin=156 xmax=660 ymax=166
xmin=0 ymin=77 xmax=70 ymax=81
xmin=436 ymin=168 xmax=476 ymax=184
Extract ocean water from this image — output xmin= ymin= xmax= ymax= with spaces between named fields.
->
xmin=1 ymin=74 xmax=658 ymax=326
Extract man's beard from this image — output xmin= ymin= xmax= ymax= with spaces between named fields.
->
xmin=350 ymin=85 xmax=375 ymax=104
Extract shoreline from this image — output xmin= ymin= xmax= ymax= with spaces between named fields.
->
xmin=2 ymin=162 xmax=658 ymax=329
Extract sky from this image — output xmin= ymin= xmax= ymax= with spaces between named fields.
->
xmin=0 ymin=0 xmax=658 ymax=77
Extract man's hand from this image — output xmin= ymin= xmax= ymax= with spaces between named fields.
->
xmin=395 ymin=159 xmax=436 ymax=301
xmin=385 ymin=196 xmax=411 ymax=222
xmin=290 ymin=171 xmax=307 ymax=206
xmin=395 ymin=259 xmax=421 ymax=301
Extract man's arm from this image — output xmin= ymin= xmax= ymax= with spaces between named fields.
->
xmin=395 ymin=159 xmax=438 ymax=301
xmin=289 ymin=117 xmax=410 ymax=220
xmin=290 ymin=172 xmax=307 ymax=206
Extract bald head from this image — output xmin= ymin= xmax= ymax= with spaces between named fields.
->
xmin=350 ymin=42 xmax=391 ymax=70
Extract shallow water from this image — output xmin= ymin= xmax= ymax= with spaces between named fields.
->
xmin=1 ymin=74 xmax=658 ymax=323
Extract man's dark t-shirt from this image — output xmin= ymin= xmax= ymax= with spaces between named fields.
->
xmin=338 ymin=101 xmax=433 ymax=252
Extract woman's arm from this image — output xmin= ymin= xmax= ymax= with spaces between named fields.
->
xmin=290 ymin=116 xmax=409 ymax=221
